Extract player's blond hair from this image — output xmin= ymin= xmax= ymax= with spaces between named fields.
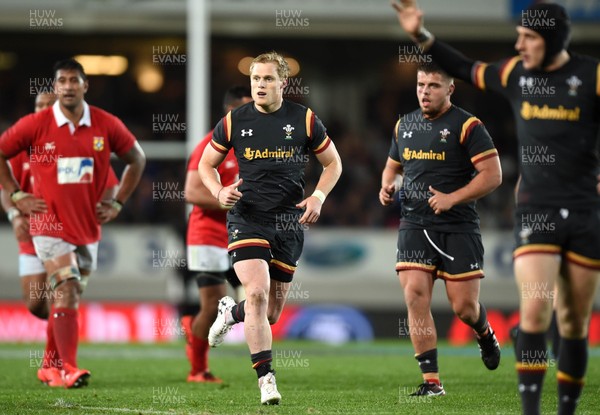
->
xmin=250 ymin=51 xmax=289 ymax=80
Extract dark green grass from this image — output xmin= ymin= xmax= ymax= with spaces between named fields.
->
xmin=0 ymin=341 xmax=599 ymax=414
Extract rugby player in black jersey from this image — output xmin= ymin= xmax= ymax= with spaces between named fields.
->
xmin=380 ymin=63 xmax=502 ymax=396
xmin=199 ymin=51 xmax=342 ymax=405
xmin=392 ymin=2 xmax=600 ymax=413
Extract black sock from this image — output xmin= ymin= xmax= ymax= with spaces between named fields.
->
xmin=231 ymin=300 xmax=246 ymax=323
xmin=511 ymin=324 xmax=520 ymax=356
xmin=549 ymin=311 xmax=561 ymax=359
xmin=471 ymin=302 xmax=490 ymax=336
xmin=557 ymin=338 xmax=587 ymax=415
xmin=415 ymin=348 xmax=439 ymax=377
xmin=516 ymin=331 xmax=548 ymax=415
xmin=251 ymin=350 xmax=273 ymax=379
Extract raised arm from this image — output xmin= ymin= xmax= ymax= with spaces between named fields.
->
xmin=391 ymin=0 xmax=477 ymax=84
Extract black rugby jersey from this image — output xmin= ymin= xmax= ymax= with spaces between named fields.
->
xmin=389 ymin=105 xmax=498 ymax=233
xmin=211 ymin=100 xmax=330 ymax=220
xmin=471 ymin=53 xmax=600 ymax=208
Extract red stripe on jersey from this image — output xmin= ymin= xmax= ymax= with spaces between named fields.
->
xmin=471 ymin=62 xmax=488 ymax=91
xmin=210 ymin=140 xmax=228 ymax=154
xmin=306 ymin=108 xmax=315 ymax=140
xmin=499 ymin=56 xmax=521 ymax=88
xmin=313 ymin=136 xmax=331 ymax=154
xmin=471 ymin=148 xmax=498 ymax=165
xmin=393 ymin=119 xmax=401 ymax=141
xmin=596 ymin=63 xmax=600 ymax=96
xmin=224 ymin=112 xmax=232 ymax=142
xmin=459 ymin=117 xmax=481 ymax=145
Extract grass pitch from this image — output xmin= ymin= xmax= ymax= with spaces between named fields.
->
xmin=0 ymin=341 xmax=599 ymax=414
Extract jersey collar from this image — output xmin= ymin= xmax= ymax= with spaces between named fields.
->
xmin=52 ymin=100 xmax=91 ymax=134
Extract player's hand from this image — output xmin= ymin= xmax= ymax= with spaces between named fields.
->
xmin=96 ymin=200 xmax=120 ymax=224
xmin=296 ymin=195 xmax=322 ymax=224
xmin=217 ymin=178 xmax=243 ymax=209
xmin=390 ymin=0 xmax=424 ymax=38
xmin=379 ymin=184 xmax=396 ymax=206
xmin=428 ymin=186 xmax=455 ymax=215
xmin=11 ymin=215 xmax=31 ymax=242
xmin=14 ymin=194 xmax=47 ymax=215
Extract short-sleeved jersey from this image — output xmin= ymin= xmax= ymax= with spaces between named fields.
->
xmin=388 ymin=105 xmax=498 ymax=233
xmin=4 ymin=151 xmax=120 ymax=255
xmin=471 ymin=53 xmax=600 ymax=208
xmin=210 ymin=100 xmax=330 ymax=221
xmin=0 ymin=101 xmax=136 ymax=245
xmin=186 ymin=130 xmax=238 ymax=247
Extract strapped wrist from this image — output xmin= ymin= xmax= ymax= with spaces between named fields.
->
xmin=311 ymin=190 xmax=326 ymax=204
xmin=10 ymin=190 xmax=29 ymax=203
xmin=414 ymin=28 xmax=432 ymax=44
xmin=7 ymin=207 xmax=21 ymax=222
xmin=110 ymin=199 xmax=123 ymax=212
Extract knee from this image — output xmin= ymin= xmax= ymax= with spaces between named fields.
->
xmin=452 ymin=299 xmax=479 ymax=324
xmin=27 ymin=300 xmax=49 ymax=320
xmin=267 ymin=308 xmax=283 ymax=325
xmin=403 ymin=285 xmax=429 ymax=309
xmin=521 ymin=300 xmax=553 ymax=331
xmin=556 ymin=307 xmax=588 ymax=338
xmin=200 ymin=302 xmax=219 ymax=321
xmin=54 ymin=280 xmax=80 ymax=307
xmin=246 ymin=287 xmax=269 ymax=308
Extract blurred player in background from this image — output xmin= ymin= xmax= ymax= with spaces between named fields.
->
xmin=199 ymin=51 xmax=342 ymax=405
xmin=393 ymin=1 xmax=600 ymax=413
xmin=0 ymin=58 xmax=145 ymax=389
xmin=380 ymin=63 xmax=502 ymax=396
xmin=0 ymin=91 xmax=120 ymax=387
xmin=1 ymin=93 xmax=58 ymax=321
xmin=180 ymin=85 xmax=251 ymax=383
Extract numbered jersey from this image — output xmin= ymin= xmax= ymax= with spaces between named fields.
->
xmin=0 ymin=101 xmax=135 ymax=245
xmin=211 ymin=100 xmax=330 ymax=221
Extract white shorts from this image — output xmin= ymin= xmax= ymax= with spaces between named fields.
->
xmin=32 ymin=236 xmax=99 ymax=272
xmin=19 ymin=254 xmax=46 ymax=277
xmin=187 ymin=245 xmax=230 ymax=272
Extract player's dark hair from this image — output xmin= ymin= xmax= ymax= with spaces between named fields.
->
xmin=53 ymin=58 xmax=87 ymax=81
xmin=417 ymin=62 xmax=454 ymax=83
xmin=223 ymin=85 xmax=251 ymax=112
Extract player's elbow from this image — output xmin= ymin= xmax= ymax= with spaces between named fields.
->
xmin=489 ymin=170 xmax=502 ymax=191
xmin=183 ymin=188 xmax=196 ymax=204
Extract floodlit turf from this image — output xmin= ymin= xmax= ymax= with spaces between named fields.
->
xmin=0 ymin=341 xmax=598 ymax=414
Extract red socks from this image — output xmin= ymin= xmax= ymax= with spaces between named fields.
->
xmin=190 ymin=334 xmax=209 ymax=374
xmin=52 ymin=307 xmax=79 ymax=368
xmin=42 ymin=306 xmax=61 ymax=369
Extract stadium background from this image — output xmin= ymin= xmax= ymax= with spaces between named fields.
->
xmin=0 ymin=0 xmax=599 ymax=345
